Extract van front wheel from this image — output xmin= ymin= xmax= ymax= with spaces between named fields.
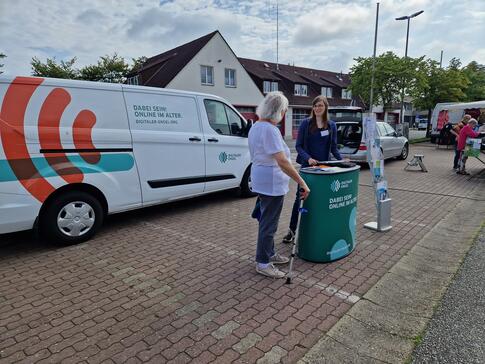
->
xmin=40 ymin=191 xmax=104 ymax=245
xmin=240 ymin=167 xmax=256 ymax=197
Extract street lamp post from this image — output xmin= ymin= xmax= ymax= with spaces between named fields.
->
xmin=396 ymin=10 xmax=423 ymax=125
xmin=369 ymin=2 xmax=379 ymax=113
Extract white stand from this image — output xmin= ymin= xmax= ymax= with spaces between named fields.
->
xmin=404 ymin=154 xmax=428 ymax=172
xmin=364 ymin=198 xmax=392 ymax=232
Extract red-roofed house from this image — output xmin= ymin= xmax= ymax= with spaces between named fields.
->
xmin=128 ymin=31 xmax=364 ymax=139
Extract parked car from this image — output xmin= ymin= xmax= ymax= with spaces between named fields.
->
xmin=417 ymin=118 xmax=428 ymax=130
xmin=336 ymin=121 xmax=409 ymax=163
xmin=328 ymin=107 xmax=409 ymax=163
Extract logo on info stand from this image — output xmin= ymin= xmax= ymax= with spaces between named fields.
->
xmin=330 ymin=180 xmax=341 ymax=192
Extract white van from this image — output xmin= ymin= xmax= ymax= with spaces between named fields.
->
xmin=0 ymin=76 xmax=254 ymax=244
xmin=429 ymin=101 xmax=485 ymax=143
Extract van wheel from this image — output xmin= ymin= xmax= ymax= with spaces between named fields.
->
xmin=240 ymin=167 xmax=256 ymax=197
xmin=40 ymin=191 xmax=103 ymax=246
xmin=398 ymin=143 xmax=409 ymax=160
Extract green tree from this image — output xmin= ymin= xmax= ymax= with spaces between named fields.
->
xmin=0 ymin=53 xmax=6 ymax=75
xmin=412 ymin=59 xmax=469 ymax=133
xmin=31 ymin=54 xmax=146 ymax=83
xmin=79 ymin=53 xmax=130 ymax=83
xmin=462 ymin=61 xmax=485 ymax=101
xmin=129 ymin=56 xmax=147 ymax=74
xmin=349 ymin=52 xmax=426 ymax=114
xmin=31 ymin=57 xmax=79 ymax=79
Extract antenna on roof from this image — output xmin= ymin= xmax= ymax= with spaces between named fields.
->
xmin=276 ymin=0 xmax=279 ymax=70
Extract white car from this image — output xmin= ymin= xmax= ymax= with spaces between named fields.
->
xmin=335 ymin=120 xmax=409 ymax=163
xmin=329 ymin=107 xmax=409 ymax=163
xmin=417 ymin=119 xmax=428 ymax=130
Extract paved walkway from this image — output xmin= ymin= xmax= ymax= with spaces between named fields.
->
xmin=412 ymin=228 xmax=485 ymax=364
xmin=0 ymin=144 xmax=484 ymax=363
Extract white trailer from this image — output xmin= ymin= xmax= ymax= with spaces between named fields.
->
xmin=430 ymin=101 xmax=485 ymax=143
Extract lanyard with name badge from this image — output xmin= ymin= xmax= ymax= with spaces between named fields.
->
xmin=320 ymin=129 xmax=329 ymax=137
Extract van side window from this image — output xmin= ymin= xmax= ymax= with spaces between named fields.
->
xmin=204 ymin=100 xmax=246 ymax=136
xmin=224 ymin=105 xmax=245 ymax=136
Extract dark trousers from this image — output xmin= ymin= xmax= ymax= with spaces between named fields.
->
xmin=256 ymin=194 xmax=284 ymax=264
xmin=289 ymin=187 xmax=301 ymax=233
xmin=453 ymin=142 xmax=460 ymax=169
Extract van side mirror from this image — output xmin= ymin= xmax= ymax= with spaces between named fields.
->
xmin=241 ymin=119 xmax=253 ymax=137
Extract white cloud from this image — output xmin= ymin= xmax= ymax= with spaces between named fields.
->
xmin=0 ymin=0 xmax=483 ymax=77
xmin=292 ymin=3 xmax=371 ymax=45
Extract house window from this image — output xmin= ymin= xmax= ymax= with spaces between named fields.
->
xmin=200 ymin=65 xmax=214 ymax=85
xmin=263 ymin=80 xmax=278 ymax=93
xmin=224 ymin=68 xmax=236 ymax=87
xmin=294 ymin=84 xmax=308 ymax=96
xmin=321 ymin=87 xmax=332 ymax=98
xmin=341 ymin=88 xmax=352 ymax=99
xmin=127 ymin=75 xmax=139 ymax=85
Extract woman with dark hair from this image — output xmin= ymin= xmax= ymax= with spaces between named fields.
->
xmin=282 ymin=95 xmax=342 ymax=244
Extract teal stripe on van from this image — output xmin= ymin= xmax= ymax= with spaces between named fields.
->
xmin=0 ymin=159 xmax=17 ymax=182
xmin=0 ymin=153 xmax=134 ymax=182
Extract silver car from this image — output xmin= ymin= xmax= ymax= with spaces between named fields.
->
xmin=335 ymin=121 xmax=409 ymax=162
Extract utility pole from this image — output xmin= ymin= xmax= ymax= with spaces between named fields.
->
xmin=396 ymin=10 xmax=424 ymax=125
xmin=369 ymin=2 xmax=379 ymax=113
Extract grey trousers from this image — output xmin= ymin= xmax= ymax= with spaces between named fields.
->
xmin=256 ymin=194 xmax=284 ymax=264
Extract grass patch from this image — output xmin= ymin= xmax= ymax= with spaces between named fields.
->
xmin=413 ymin=334 xmax=424 ymax=346
xmin=409 ymin=137 xmax=431 ymax=144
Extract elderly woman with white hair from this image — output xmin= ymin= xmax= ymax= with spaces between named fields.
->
xmin=248 ymin=91 xmax=310 ymax=278
xmin=457 ymin=118 xmax=481 ymax=175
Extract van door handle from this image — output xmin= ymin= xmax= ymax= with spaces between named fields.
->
xmin=189 ymin=137 xmax=201 ymax=141
xmin=207 ymin=138 xmax=219 ymax=142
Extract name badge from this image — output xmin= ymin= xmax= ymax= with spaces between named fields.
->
xmin=320 ymin=130 xmax=329 ymax=137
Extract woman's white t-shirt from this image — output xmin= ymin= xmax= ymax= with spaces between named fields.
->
xmin=248 ymin=121 xmax=291 ymax=196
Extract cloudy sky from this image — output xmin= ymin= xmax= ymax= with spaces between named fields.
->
xmin=1 ymin=0 xmax=484 ymax=76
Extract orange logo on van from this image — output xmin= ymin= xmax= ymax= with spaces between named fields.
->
xmin=0 ymin=77 xmax=101 ymax=202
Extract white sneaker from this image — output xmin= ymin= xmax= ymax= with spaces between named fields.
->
xmin=256 ymin=263 xmax=286 ymax=278
xmin=270 ymin=253 xmax=290 ymax=265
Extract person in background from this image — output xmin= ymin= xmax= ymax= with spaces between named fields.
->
xmin=456 ymin=118 xmax=480 ymax=175
xmin=282 ymin=95 xmax=342 ymax=244
xmin=450 ymin=114 xmax=471 ymax=170
xmin=248 ymin=91 xmax=310 ymax=279
xmin=441 ymin=119 xmax=454 ymax=146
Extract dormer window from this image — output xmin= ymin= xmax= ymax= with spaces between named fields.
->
xmin=263 ymin=80 xmax=278 ymax=93
xmin=342 ymin=88 xmax=352 ymax=99
xmin=127 ymin=75 xmax=139 ymax=85
xmin=321 ymin=87 xmax=332 ymax=98
xmin=294 ymin=84 xmax=308 ymax=96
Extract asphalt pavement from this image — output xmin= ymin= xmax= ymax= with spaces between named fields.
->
xmin=412 ymin=227 xmax=485 ymax=364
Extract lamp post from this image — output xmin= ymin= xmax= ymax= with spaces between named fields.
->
xmin=369 ymin=2 xmax=379 ymax=113
xmin=396 ymin=10 xmax=423 ymax=125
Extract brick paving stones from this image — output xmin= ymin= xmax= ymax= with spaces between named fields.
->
xmin=0 ymin=144 xmax=483 ymax=363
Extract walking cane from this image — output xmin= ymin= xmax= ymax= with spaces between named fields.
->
xmin=286 ymin=193 xmax=307 ymax=284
